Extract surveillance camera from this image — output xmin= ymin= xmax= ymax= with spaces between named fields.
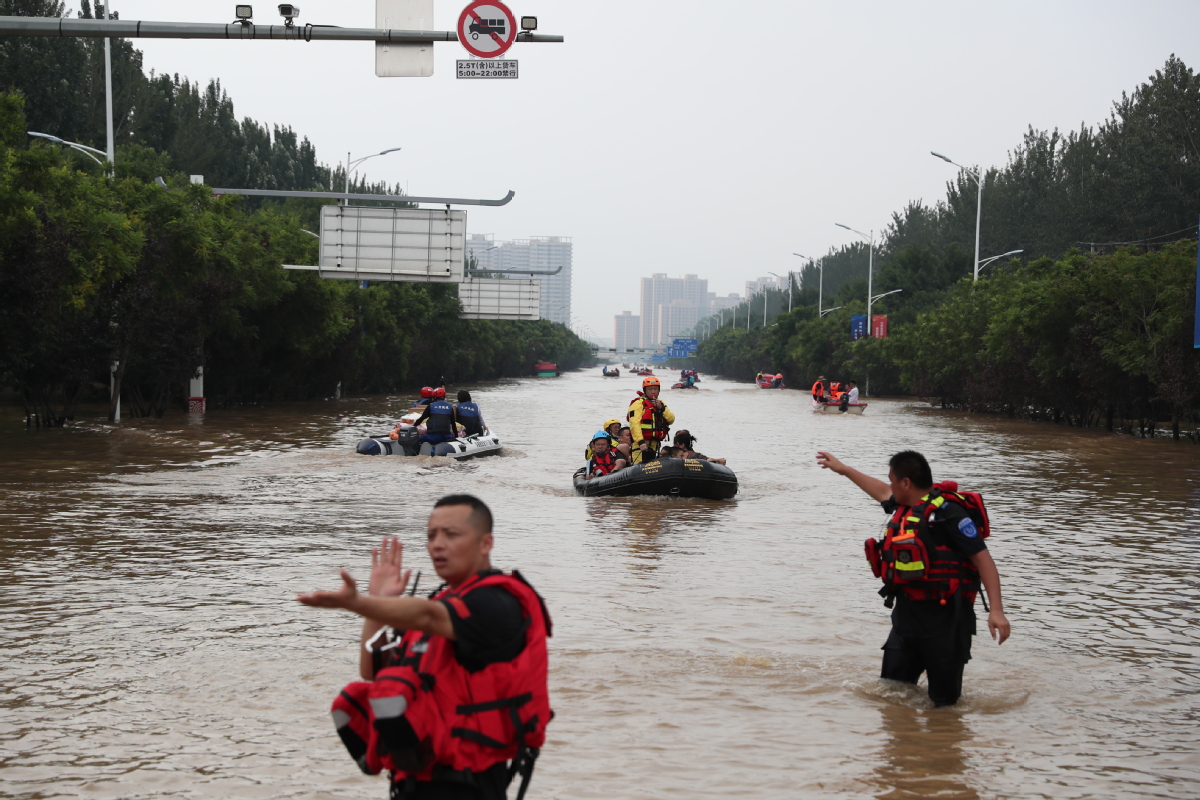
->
xmin=235 ymin=4 xmax=253 ymax=20
xmin=278 ymin=3 xmax=300 ymax=21
xmin=520 ymin=16 xmax=537 ymax=31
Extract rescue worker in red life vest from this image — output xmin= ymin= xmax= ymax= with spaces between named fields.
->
xmin=585 ymin=430 xmax=626 ymax=479
xmin=628 ymin=376 xmax=675 ymax=464
xmin=298 ymin=494 xmax=551 ymax=800
xmin=815 ymin=450 xmax=1011 ymax=707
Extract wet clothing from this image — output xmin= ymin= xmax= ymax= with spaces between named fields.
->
xmin=371 ymin=572 xmax=545 ymax=800
xmin=846 ymin=387 xmax=859 ymax=404
xmin=454 ymin=402 xmax=485 ymax=437
xmin=877 ymin=494 xmax=987 ymax=707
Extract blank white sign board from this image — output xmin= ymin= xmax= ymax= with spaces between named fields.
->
xmin=319 ymin=205 xmax=466 ymax=283
xmin=458 ymin=278 xmax=541 ymax=320
xmin=376 ymin=0 xmax=434 ymax=77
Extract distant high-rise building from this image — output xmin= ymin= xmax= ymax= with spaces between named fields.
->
xmin=745 ymin=276 xmax=786 ymax=297
xmin=706 ymin=292 xmax=741 ymax=315
xmin=466 ymin=234 xmax=573 ymax=325
xmin=638 ymin=273 xmax=709 ymax=347
xmin=614 ymin=311 xmax=640 ymax=351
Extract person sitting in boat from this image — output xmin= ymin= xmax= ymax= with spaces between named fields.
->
xmin=416 ymin=386 xmax=434 ymax=406
xmin=584 ymin=419 xmax=624 ymax=460
xmin=771 ymin=373 xmax=784 ymax=389
xmin=616 ymin=426 xmax=633 ymax=463
xmin=628 ymin=377 xmax=674 ymax=464
xmin=840 ymin=379 xmax=859 ymax=410
xmin=811 ymin=376 xmax=828 ymax=403
xmin=672 ymin=430 xmax=727 ymax=465
xmin=829 ymin=381 xmax=843 ymax=401
xmin=586 ymin=430 xmax=627 ymax=479
xmin=454 ymin=390 xmax=486 ymax=437
xmin=414 ymin=387 xmax=457 ymax=446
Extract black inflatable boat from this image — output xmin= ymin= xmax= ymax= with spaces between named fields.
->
xmin=573 ymin=458 xmax=738 ymax=499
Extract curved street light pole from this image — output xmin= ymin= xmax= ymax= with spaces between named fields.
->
xmin=932 ymin=151 xmax=983 ymax=280
xmin=977 ymin=249 xmax=1024 ymax=275
xmin=768 ymin=271 xmax=793 ymax=314
xmin=345 ymin=147 xmax=402 ymax=203
xmin=27 ymin=132 xmax=106 ymax=165
xmin=794 ymin=253 xmax=817 ymax=314
xmin=836 ymin=223 xmax=875 ymax=332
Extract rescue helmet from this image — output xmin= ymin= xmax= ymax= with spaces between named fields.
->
xmin=604 ymin=418 xmax=622 ymax=431
xmin=642 ymin=376 xmax=661 ymax=389
xmin=433 ymin=387 xmax=446 ymax=399
xmin=420 ymin=386 xmax=433 ymax=398
xmin=776 ymin=373 xmax=783 ymax=379
xmin=592 ymin=429 xmax=611 ymax=443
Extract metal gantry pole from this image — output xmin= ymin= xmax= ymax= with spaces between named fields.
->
xmin=972 ymin=170 xmax=983 ymax=281
xmin=102 ymin=3 xmax=114 ymax=169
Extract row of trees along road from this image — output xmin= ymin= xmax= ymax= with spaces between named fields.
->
xmin=686 ymin=56 xmax=1200 ymax=441
xmin=0 ymin=1 xmax=592 ymax=426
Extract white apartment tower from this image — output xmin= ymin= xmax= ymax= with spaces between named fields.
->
xmin=638 ymin=273 xmax=709 ymax=347
xmin=614 ymin=311 xmax=640 ymax=351
xmin=466 ymin=234 xmax=573 ymax=325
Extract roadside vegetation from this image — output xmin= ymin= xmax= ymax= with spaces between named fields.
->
xmin=0 ymin=2 xmax=591 ymax=425
xmin=691 ymin=57 xmax=1200 ymax=440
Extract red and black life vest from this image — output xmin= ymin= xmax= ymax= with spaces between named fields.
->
xmin=628 ymin=393 xmax=668 ymax=441
xmin=864 ymin=481 xmax=990 ymax=604
xmin=331 ymin=571 xmax=552 ymax=790
xmin=589 ymin=449 xmax=617 ymax=476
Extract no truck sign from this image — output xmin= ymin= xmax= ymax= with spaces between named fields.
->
xmin=457 ymin=1 xmax=517 ymax=58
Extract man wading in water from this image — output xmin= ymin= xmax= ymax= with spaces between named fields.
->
xmin=817 ymin=450 xmax=1011 ymax=706
xmin=299 ymin=495 xmax=552 ymax=799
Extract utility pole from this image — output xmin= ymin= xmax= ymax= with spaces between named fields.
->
xmin=102 ymin=3 xmax=114 ymax=169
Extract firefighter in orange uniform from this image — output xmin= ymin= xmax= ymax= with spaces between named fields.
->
xmin=816 ymin=450 xmax=1010 ymax=707
xmin=299 ymin=495 xmax=551 ymax=800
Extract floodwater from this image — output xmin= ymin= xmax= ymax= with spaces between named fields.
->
xmin=1 ymin=371 xmax=1198 ymax=800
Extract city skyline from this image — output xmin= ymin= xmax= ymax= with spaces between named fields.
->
xmin=466 ymin=234 xmax=573 ymax=326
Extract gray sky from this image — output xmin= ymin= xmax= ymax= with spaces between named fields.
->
xmin=114 ymin=0 xmax=1200 ymax=337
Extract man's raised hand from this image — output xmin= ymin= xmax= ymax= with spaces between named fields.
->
xmin=816 ymin=451 xmax=847 ymax=474
xmin=298 ymin=569 xmax=360 ymax=609
xmin=369 ymin=536 xmax=411 ymax=597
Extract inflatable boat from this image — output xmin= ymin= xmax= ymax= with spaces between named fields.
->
xmin=356 ymin=430 xmax=502 ymax=459
xmin=573 ymin=458 xmax=738 ymax=499
xmin=812 ymin=398 xmax=867 ymax=415
xmin=671 ymin=382 xmax=698 ymax=389
xmin=602 ymin=368 xmax=621 ymax=377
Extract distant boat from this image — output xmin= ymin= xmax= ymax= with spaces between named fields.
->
xmin=534 ymin=361 xmax=559 ymax=377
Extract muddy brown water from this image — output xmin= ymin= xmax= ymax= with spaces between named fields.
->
xmin=1 ymin=371 xmax=1198 ymax=799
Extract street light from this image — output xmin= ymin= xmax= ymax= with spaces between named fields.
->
xmin=932 ymin=151 xmax=984 ymax=281
xmin=794 ymin=252 xmax=822 ymax=315
xmin=27 ymin=132 xmax=106 ymax=165
xmin=870 ymin=289 xmax=903 ymax=305
xmin=836 ymin=223 xmax=875 ymax=333
xmin=345 ymin=146 xmax=402 ymax=203
xmin=768 ymin=271 xmax=794 ymax=313
xmin=977 ymin=249 xmax=1024 ymax=275
xmin=819 ymin=305 xmax=844 ymax=318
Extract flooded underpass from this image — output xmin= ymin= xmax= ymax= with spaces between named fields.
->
xmin=1 ymin=370 xmax=1197 ymax=799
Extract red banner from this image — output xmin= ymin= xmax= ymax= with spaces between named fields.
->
xmin=871 ymin=315 xmax=888 ymax=339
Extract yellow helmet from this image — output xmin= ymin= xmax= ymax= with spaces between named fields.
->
xmin=603 ymin=418 xmax=622 ymax=430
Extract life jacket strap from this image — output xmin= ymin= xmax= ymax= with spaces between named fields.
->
xmin=456 ymin=693 xmax=532 ymax=715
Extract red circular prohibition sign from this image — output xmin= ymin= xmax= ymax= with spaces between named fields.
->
xmin=457 ymin=0 xmax=517 ymax=59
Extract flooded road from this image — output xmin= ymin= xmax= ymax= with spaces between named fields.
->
xmin=1 ymin=370 xmax=1198 ymax=799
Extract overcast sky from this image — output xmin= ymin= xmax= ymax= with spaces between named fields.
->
xmin=110 ymin=0 xmax=1200 ymax=337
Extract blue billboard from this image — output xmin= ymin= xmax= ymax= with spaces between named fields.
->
xmin=851 ymin=315 xmax=868 ymax=341
xmin=650 ymin=354 xmax=668 ymax=363
xmin=666 ymin=346 xmax=691 ymax=358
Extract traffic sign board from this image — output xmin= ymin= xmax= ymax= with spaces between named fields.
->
xmin=673 ymin=338 xmax=699 ymax=351
xmin=650 ymin=354 xmax=668 ymax=363
xmin=457 ymin=1 xmax=517 ymax=59
xmin=457 ymin=59 xmax=517 ymax=78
